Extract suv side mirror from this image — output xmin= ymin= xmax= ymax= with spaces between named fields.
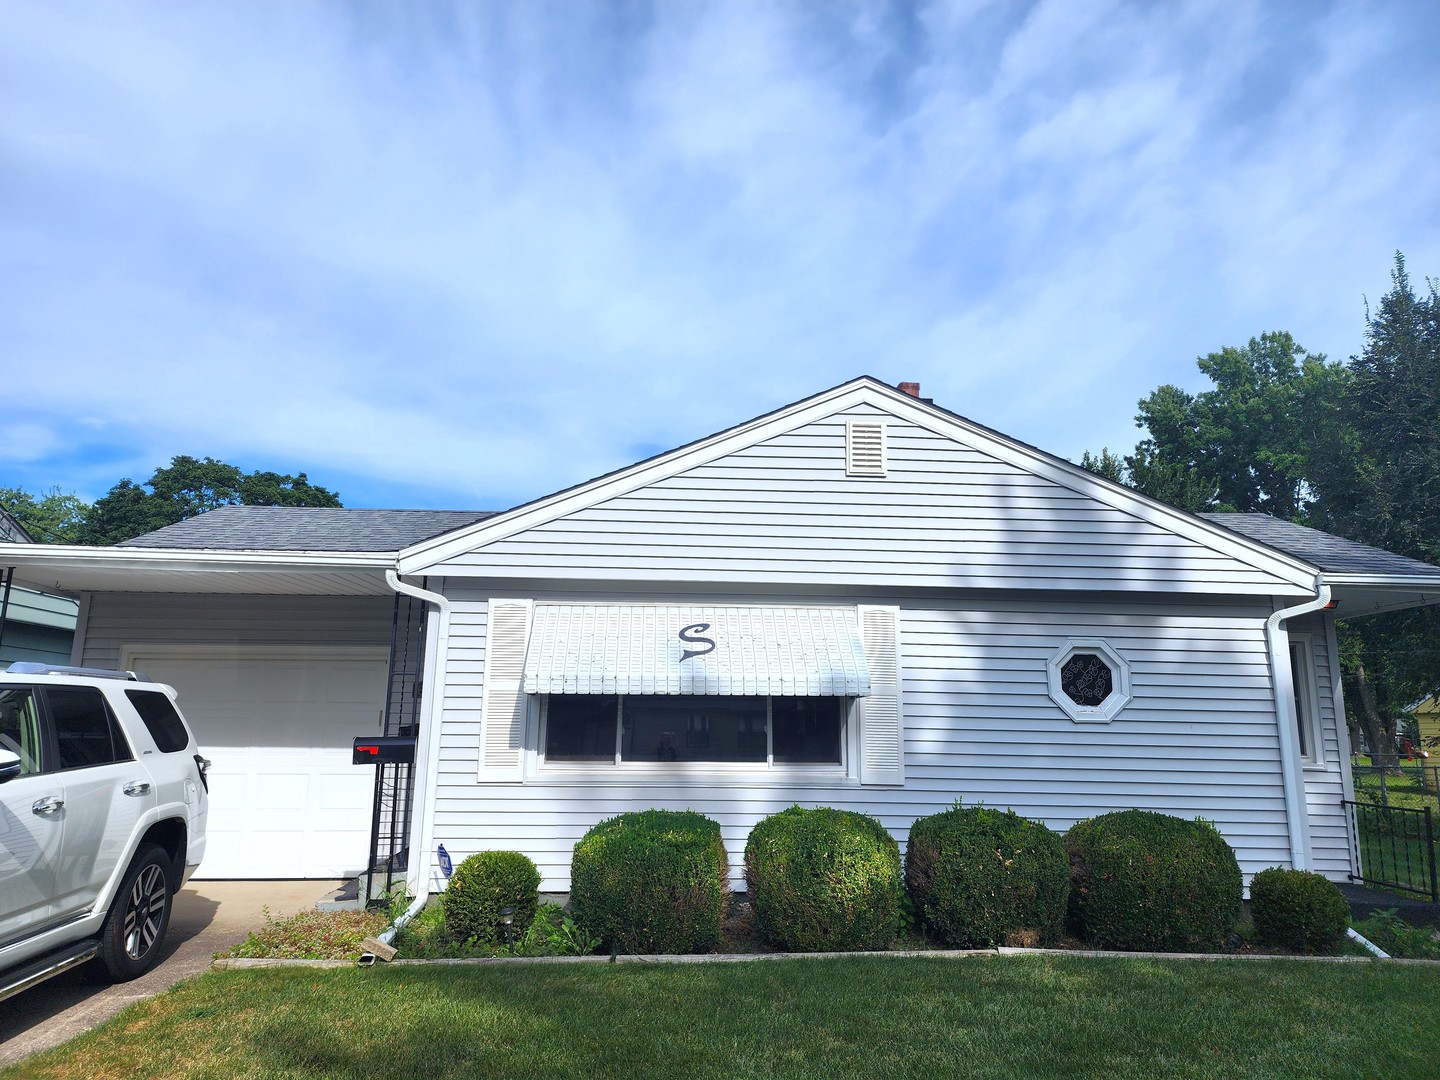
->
xmin=0 ymin=748 xmax=21 ymax=784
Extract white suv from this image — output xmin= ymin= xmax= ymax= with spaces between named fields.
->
xmin=0 ymin=663 xmax=209 ymax=1001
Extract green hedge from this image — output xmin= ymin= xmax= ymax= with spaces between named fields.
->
xmin=442 ymin=850 xmax=542 ymax=946
xmin=1065 ymin=810 xmax=1242 ymax=952
xmin=906 ymin=806 xmax=1069 ymax=947
xmin=744 ymin=805 xmax=900 ymax=952
xmin=570 ymin=809 xmax=728 ymax=954
xmin=1249 ymin=867 xmax=1351 ymax=954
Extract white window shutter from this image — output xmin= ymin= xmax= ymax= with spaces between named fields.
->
xmin=478 ymin=598 xmax=533 ymax=783
xmin=858 ymin=605 xmax=904 ymax=786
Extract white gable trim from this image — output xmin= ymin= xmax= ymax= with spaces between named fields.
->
xmin=397 ymin=378 xmax=1318 ymax=590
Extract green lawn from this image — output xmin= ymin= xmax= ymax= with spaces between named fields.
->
xmin=1358 ymin=824 xmax=1438 ymax=898
xmin=7 ymin=955 xmax=1440 ymax=1079
xmin=1352 ymin=762 xmax=1440 ymax=813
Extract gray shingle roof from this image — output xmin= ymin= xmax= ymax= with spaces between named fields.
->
xmin=118 ymin=506 xmax=497 ymax=553
xmin=1203 ymin=513 xmax=1440 ymax=578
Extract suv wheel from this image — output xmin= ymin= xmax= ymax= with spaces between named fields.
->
xmin=98 ymin=843 xmax=173 ymax=980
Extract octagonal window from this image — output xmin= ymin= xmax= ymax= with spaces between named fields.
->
xmin=1047 ymin=639 xmax=1131 ymax=723
xmin=1060 ymin=653 xmax=1113 ymax=707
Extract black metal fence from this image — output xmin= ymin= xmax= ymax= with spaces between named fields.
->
xmin=1344 ymin=798 xmax=1439 ymax=903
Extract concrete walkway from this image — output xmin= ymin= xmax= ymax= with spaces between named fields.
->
xmin=0 ymin=879 xmax=341 ymax=1069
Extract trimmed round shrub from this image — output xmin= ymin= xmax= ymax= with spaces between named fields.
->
xmin=443 ymin=850 xmax=542 ymax=946
xmin=744 ymin=805 xmax=901 ymax=952
xmin=906 ymin=806 xmax=1069 ymax=948
xmin=570 ymin=809 xmax=728 ymax=954
xmin=1249 ymin=867 xmax=1351 ymax=954
xmin=1065 ymin=810 xmax=1242 ymax=952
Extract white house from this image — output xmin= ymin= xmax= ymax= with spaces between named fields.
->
xmin=4 ymin=378 xmax=1439 ymax=896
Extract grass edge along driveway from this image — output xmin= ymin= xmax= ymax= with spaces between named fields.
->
xmin=7 ymin=953 xmax=1439 ymax=1080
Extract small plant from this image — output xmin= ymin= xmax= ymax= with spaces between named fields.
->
xmin=1351 ymin=908 xmax=1440 ymax=960
xmin=1065 ymin=810 xmax=1242 ymax=952
xmin=224 ymin=907 xmax=387 ymax=960
xmin=522 ymin=903 xmax=603 ymax=956
xmin=1248 ymin=867 xmax=1350 ymax=954
xmin=906 ymin=805 xmax=1069 ymax=948
xmin=570 ymin=809 xmax=729 ymax=954
xmin=744 ymin=805 xmax=901 ymax=952
xmin=443 ymin=850 xmax=542 ymax=946
xmin=376 ymin=885 xmax=414 ymax=923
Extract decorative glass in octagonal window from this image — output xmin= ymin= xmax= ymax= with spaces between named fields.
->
xmin=1060 ymin=652 xmax=1113 ymax=707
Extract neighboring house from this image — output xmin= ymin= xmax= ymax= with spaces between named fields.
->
xmin=3 ymin=377 xmax=1439 ymax=897
xmin=1412 ymin=697 xmax=1439 ymax=754
xmin=0 ymin=505 xmax=78 ymax=665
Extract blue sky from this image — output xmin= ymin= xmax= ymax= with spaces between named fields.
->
xmin=2 ymin=0 xmax=1437 ymax=512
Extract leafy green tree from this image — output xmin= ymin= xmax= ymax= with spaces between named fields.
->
xmin=145 ymin=456 xmax=246 ymax=519
xmin=1083 ymin=256 xmax=1439 ymax=765
xmin=1078 ymin=449 xmax=1125 ymax=483
xmin=1122 ymin=334 xmax=1346 ymax=518
xmin=79 ymin=479 xmax=174 ymax=544
xmin=1311 ymin=255 xmax=1440 ymax=762
xmin=0 ymin=486 xmax=92 ymax=544
xmin=81 ymin=457 xmax=343 ymax=545
xmin=240 ymin=471 xmax=341 ymax=508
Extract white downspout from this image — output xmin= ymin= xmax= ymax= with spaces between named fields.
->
xmin=1266 ymin=576 xmax=1331 ymax=871
xmin=375 ymin=569 xmax=452 ymax=945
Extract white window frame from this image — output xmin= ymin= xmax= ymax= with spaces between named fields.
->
xmin=1046 ymin=638 xmax=1132 ymax=723
xmin=530 ymin=693 xmax=856 ymax=780
xmin=1289 ymin=633 xmax=1324 ymax=768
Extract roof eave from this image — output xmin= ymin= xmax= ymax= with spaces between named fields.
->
xmin=1322 ymin=572 xmax=1440 ymax=617
xmin=0 ymin=543 xmax=396 ymax=570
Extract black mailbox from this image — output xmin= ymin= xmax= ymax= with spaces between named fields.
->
xmin=352 ymin=735 xmax=417 ymax=765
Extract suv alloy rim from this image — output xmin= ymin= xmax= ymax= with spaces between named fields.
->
xmin=123 ymin=864 xmax=168 ymax=961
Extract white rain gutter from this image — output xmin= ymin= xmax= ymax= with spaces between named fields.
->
xmin=1266 ymin=575 xmax=1331 ymax=871
xmin=1347 ymin=927 xmax=1390 ymax=959
xmin=372 ymin=569 xmax=452 ymax=947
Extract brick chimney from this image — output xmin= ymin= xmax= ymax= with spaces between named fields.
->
xmin=898 ymin=382 xmax=921 ymax=398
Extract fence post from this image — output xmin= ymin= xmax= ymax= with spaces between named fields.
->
xmin=1380 ymin=769 xmax=1389 ymax=807
xmin=1426 ymin=807 xmax=1439 ymax=905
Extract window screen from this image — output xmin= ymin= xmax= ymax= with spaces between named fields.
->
xmin=125 ymin=689 xmax=190 ymax=753
xmin=48 ymin=687 xmax=132 ymax=769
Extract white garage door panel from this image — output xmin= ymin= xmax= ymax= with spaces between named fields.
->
xmin=123 ymin=648 xmax=389 ymax=879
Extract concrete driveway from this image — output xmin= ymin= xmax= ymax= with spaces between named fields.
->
xmin=0 ymin=880 xmax=343 ymax=1069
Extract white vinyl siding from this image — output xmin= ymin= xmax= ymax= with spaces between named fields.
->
xmin=430 ymin=584 xmax=1295 ymax=890
xmin=437 ymin=405 xmax=1298 ymax=594
xmin=1292 ymin=613 xmax=1352 ymax=878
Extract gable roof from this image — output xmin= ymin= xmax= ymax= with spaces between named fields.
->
xmin=396 ymin=376 xmax=1320 ymax=592
xmin=120 ymin=506 xmax=497 ymax=553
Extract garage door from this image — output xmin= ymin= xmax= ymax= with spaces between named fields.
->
xmin=122 ymin=646 xmax=390 ymax=879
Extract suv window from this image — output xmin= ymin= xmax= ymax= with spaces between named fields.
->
xmin=0 ymin=687 xmax=45 ymax=774
xmin=47 ymin=687 xmax=133 ymax=769
xmin=124 ymin=689 xmax=190 ymax=753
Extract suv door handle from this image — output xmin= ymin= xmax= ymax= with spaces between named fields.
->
xmin=32 ymin=796 xmax=64 ymax=816
xmin=123 ymin=781 xmax=152 ymax=797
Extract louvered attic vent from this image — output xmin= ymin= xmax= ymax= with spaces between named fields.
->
xmin=846 ymin=420 xmax=887 ymax=476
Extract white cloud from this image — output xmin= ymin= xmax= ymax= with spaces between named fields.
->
xmin=0 ymin=0 xmax=1436 ymax=506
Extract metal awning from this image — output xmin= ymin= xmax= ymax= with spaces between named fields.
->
xmin=522 ymin=604 xmax=872 ymax=696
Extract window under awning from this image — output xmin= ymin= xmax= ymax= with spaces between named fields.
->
xmin=521 ymin=604 xmax=872 ymax=697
